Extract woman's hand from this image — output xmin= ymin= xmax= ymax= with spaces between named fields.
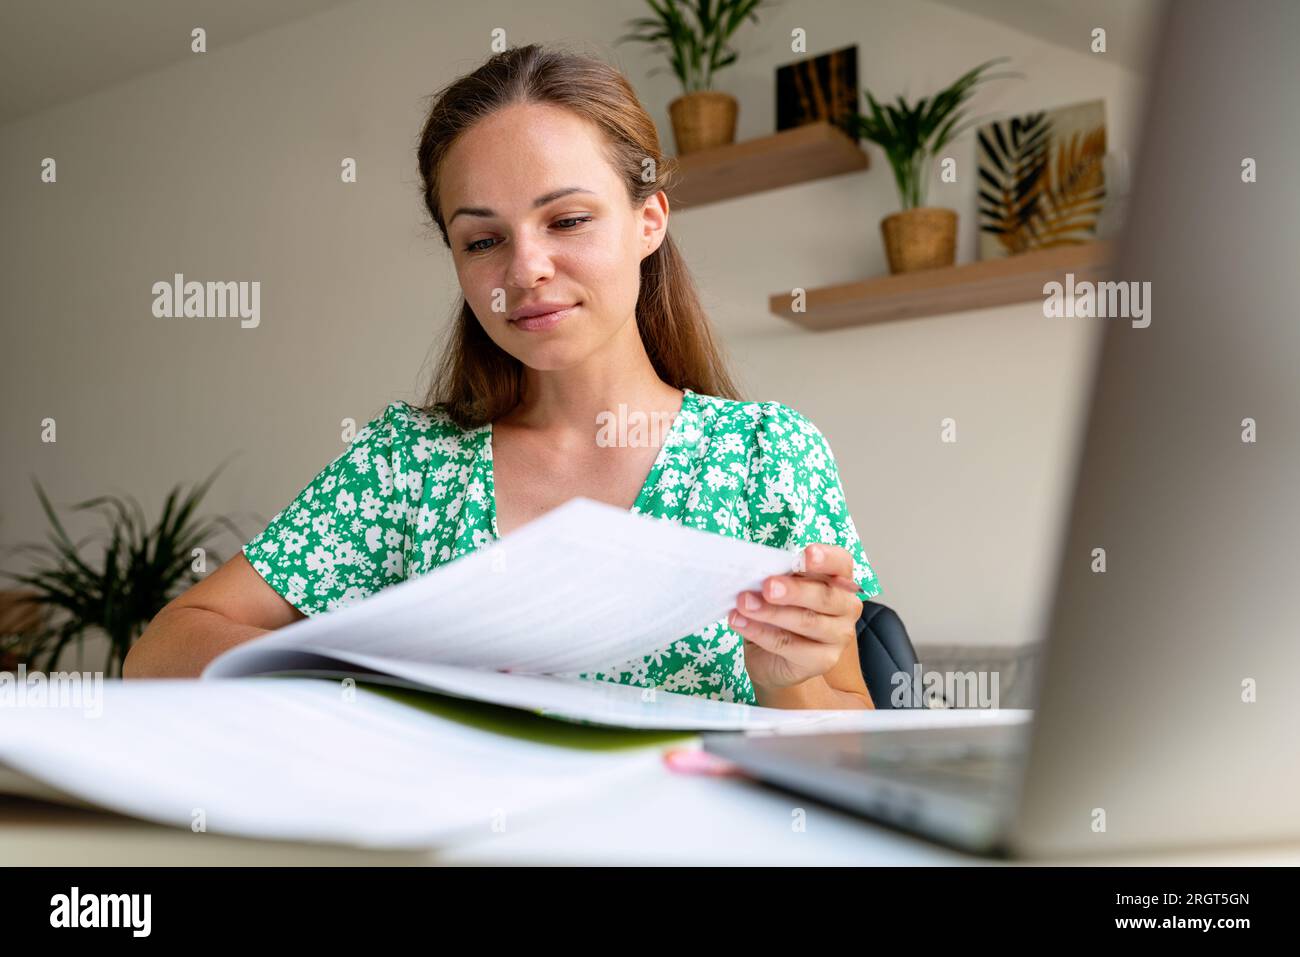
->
xmin=729 ymin=543 xmax=864 ymax=691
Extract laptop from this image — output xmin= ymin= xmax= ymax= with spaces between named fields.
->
xmin=703 ymin=0 xmax=1300 ymax=859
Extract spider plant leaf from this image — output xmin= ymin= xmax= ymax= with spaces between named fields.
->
xmin=29 ymin=479 xmax=99 ymax=581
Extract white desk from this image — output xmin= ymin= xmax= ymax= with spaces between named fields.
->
xmin=4 ymin=752 xmax=1298 ymax=866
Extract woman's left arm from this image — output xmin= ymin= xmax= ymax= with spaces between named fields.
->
xmin=730 ymin=542 xmax=875 ymax=710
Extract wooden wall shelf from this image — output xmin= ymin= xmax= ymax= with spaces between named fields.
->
xmin=768 ymin=241 xmax=1115 ymax=330
xmin=667 ymin=121 xmax=869 ymax=210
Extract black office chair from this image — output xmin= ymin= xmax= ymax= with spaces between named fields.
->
xmin=855 ymin=600 xmax=921 ymax=709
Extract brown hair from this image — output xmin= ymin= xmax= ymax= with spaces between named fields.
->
xmin=415 ymin=43 xmax=745 ymax=429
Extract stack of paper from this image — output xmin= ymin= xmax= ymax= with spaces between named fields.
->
xmin=0 ymin=678 xmax=681 ymax=848
xmin=0 ymin=676 xmax=1030 ymax=848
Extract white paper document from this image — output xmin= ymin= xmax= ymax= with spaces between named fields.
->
xmin=207 ymin=496 xmax=807 ymax=678
xmin=0 ymin=678 xmax=674 ymax=849
xmin=201 ymin=496 xmax=1035 ymax=732
xmin=244 ymin=651 xmax=1033 ymax=733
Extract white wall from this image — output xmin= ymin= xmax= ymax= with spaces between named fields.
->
xmin=0 ymin=0 xmax=1148 ymax=669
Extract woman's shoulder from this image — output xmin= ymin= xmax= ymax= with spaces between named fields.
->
xmin=375 ymin=399 xmax=483 ymax=436
xmin=356 ymin=399 xmax=487 ymax=465
xmin=689 ymin=390 xmax=824 ymax=445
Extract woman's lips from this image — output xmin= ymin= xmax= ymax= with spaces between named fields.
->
xmin=510 ymin=304 xmax=577 ymax=331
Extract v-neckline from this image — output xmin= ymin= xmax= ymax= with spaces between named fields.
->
xmin=486 ymin=388 xmax=695 ymax=541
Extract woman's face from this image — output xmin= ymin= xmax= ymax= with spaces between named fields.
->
xmin=439 ymin=102 xmax=667 ymax=371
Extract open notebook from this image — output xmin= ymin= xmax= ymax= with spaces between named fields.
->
xmin=203 ymin=496 xmax=874 ymax=731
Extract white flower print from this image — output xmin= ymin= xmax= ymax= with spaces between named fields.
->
xmin=711 ymin=505 xmax=741 ymax=535
xmin=703 ymin=464 xmax=729 ymax=491
xmin=822 ymin=485 xmax=844 ymax=512
xmin=348 ymin=444 xmax=371 ymax=473
xmin=416 ymin=504 xmax=438 ymax=534
xmin=663 ymin=662 xmax=705 ymax=694
xmin=305 ymin=546 xmax=335 ymax=574
xmin=382 ymin=550 xmax=403 ymax=578
xmin=374 ymin=457 xmax=392 ymax=496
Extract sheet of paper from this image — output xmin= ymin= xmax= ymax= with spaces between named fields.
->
xmin=207 ymin=496 xmax=805 ymax=678
xmin=720 ymin=705 xmax=1033 ymax=736
xmin=0 ymin=678 xmax=674 ymax=849
xmin=225 ymin=649 xmax=1035 ymax=733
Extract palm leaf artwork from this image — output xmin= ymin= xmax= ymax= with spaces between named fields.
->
xmin=0 ymin=462 xmax=246 ymax=676
xmin=979 ymin=102 xmax=1107 ymax=255
xmin=977 ymin=112 xmax=1052 ymax=254
xmin=1032 ymin=126 xmax=1107 ymax=245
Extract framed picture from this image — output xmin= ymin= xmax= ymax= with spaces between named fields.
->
xmin=776 ymin=45 xmax=860 ymax=140
xmin=977 ymin=98 xmax=1107 ymax=258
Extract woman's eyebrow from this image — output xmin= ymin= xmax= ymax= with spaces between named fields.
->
xmin=448 ymin=186 xmax=595 ymax=226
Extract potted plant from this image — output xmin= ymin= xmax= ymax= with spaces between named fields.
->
xmin=617 ymin=0 xmax=771 ymax=155
xmin=0 ymin=465 xmax=244 ymax=676
xmin=855 ymin=57 xmax=1019 ymax=274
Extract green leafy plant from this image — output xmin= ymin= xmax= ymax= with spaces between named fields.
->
xmin=1 ymin=463 xmax=245 ymax=677
xmin=854 ymin=57 xmax=1021 ymax=210
xmin=616 ymin=0 xmax=772 ymax=93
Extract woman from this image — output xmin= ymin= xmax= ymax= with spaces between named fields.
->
xmin=125 ymin=44 xmax=882 ymax=708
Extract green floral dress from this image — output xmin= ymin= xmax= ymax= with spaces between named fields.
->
xmin=242 ymin=388 xmax=881 ymax=705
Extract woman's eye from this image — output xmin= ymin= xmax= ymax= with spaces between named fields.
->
xmin=554 ymin=215 xmax=593 ymax=230
xmin=462 ymin=216 xmax=593 ymax=254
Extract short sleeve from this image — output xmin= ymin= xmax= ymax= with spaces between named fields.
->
xmin=745 ymin=403 xmax=882 ymax=602
xmin=242 ymin=402 xmax=415 ymax=616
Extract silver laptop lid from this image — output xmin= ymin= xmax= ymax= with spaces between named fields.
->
xmin=1009 ymin=0 xmax=1300 ymax=857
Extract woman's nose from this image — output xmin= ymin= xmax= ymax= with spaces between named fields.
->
xmin=507 ymin=231 xmax=556 ymax=289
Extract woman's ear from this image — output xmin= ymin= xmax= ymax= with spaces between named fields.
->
xmin=638 ymin=190 xmax=669 ymax=260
